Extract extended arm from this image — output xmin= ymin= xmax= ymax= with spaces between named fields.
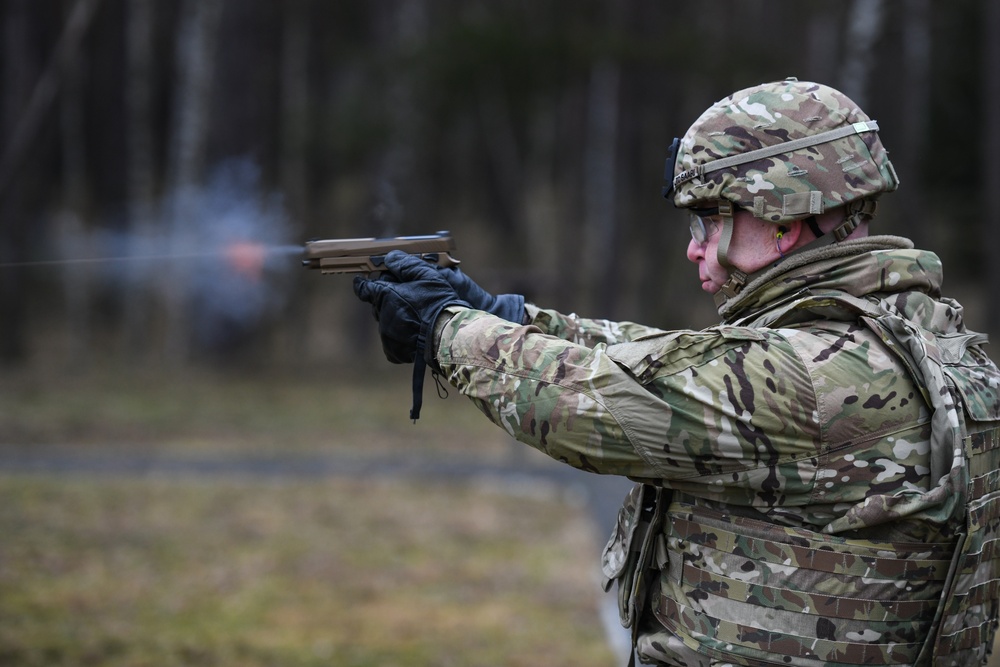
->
xmin=437 ymin=266 xmax=668 ymax=347
xmin=434 ymin=307 xmax=824 ymax=499
xmin=525 ymin=304 xmax=669 ymax=347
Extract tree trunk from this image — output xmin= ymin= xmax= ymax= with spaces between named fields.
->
xmin=278 ymin=0 xmax=310 ymax=368
xmin=580 ymin=59 xmax=620 ymax=317
xmin=984 ymin=0 xmax=1000 ymax=338
xmin=165 ymin=0 xmax=224 ymax=195
xmin=898 ymin=0 xmax=931 ymax=247
xmin=477 ymin=85 xmax=524 ymax=239
xmin=838 ymin=0 xmax=885 ymax=107
xmin=161 ymin=0 xmax=225 ymax=363
xmin=806 ymin=3 xmax=841 ymax=86
xmin=352 ymin=0 xmax=428 ymax=361
xmin=58 ymin=0 xmax=91 ymax=366
xmin=54 ymin=212 xmax=95 ymax=368
xmin=0 ymin=0 xmax=102 ymax=201
xmin=281 ymin=0 xmax=309 ymax=223
xmin=123 ymin=0 xmax=157 ymax=358
xmin=59 ymin=1 xmax=88 ymax=216
xmin=0 ymin=0 xmax=34 ymax=364
xmin=370 ymin=0 xmax=427 ymax=236
xmin=579 ymin=1 xmax=627 ymax=317
xmin=521 ymin=98 xmax=560 ymax=306
xmin=0 ymin=0 xmax=102 ymax=364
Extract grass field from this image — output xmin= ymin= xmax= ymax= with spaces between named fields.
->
xmin=0 ymin=366 xmax=618 ymax=667
xmin=18 ymin=363 xmax=996 ymax=666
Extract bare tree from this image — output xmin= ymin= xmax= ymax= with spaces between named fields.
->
xmin=477 ymin=84 xmax=525 ymax=240
xmin=520 ymin=97 xmax=563 ymax=306
xmin=59 ymin=1 xmax=88 ymax=216
xmin=0 ymin=0 xmax=103 ymax=364
xmin=122 ymin=0 xmax=157 ymax=357
xmin=806 ymin=3 xmax=842 ymax=85
xmin=346 ymin=0 xmax=429 ymax=357
xmin=577 ymin=1 xmax=633 ymax=316
xmin=985 ymin=0 xmax=1000 ymax=338
xmin=0 ymin=0 xmax=34 ymax=363
xmin=281 ymin=0 xmax=309 ymax=223
xmin=0 ymin=0 xmax=103 ymax=201
xmin=370 ymin=0 xmax=428 ymax=236
xmin=58 ymin=0 xmax=91 ymax=365
xmin=161 ymin=0 xmax=225 ymax=363
xmin=580 ymin=58 xmax=620 ymax=315
xmin=165 ymin=0 xmax=224 ymax=196
xmin=838 ymin=0 xmax=885 ymax=107
xmin=898 ymin=0 xmax=931 ymax=247
xmin=277 ymin=0 xmax=310 ymax=366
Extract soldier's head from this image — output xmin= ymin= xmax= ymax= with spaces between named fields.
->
xmin=664 ymin=78 xmax=899 ymax=305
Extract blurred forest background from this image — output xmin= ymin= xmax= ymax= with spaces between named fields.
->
xmin=2 ymin=0 xmax=999 ymax=374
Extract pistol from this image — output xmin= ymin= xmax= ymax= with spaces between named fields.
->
xmin=302 ymin=231 xmax=460 ymax=275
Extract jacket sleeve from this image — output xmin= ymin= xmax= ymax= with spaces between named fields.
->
xmin=435 ymin=308 xmax=824 ymax=487
xmin=524 ymin=303 xmax=668 ymax=347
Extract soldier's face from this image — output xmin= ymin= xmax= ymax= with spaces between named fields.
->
xmin=686 ymin=208 xmax=780 ymax=295
xmin=686 ymin=212 xmax=727 ymax=294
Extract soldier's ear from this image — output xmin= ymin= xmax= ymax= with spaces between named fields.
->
xmin=775 ymin=221 xmax=804 ymax=256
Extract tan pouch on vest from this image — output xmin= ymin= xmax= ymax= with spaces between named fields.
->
xmin=601 ymin=483 xmax=666 ymax=630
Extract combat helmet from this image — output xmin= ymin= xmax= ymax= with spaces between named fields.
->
xmin=663 ymin=78 xmax=899 ymax=305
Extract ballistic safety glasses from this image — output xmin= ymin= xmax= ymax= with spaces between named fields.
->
xmin=688 ymin=207 xmax=721 ymax=244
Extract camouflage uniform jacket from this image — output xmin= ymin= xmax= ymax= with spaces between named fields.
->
xmin=434 ymin=236 xmax=1000 ymax=666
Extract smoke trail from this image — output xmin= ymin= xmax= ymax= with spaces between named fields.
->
xmin=48 ymin=156 xmax=300 ymax=357
xmin=163 ymin=158 xmax=296 ymax=353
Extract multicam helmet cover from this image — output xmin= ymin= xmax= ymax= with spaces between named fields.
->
xmin=665 ymin=78 xmax=899 ymax=223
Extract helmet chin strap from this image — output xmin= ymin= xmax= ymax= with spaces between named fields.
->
xmin=712 ymin=198 xmax=877 ymax=308
xmin=713 ymin=202 xmax=748 ymax=307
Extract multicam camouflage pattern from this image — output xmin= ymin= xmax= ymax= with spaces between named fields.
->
xmin=654 ymin=502 xmax=954 ymax=666
xmin=670 ymin=79 xmax=899 ymax=223
xmin=434 ymin=236 xmax=1000 ymax=666
xmin=932 ymin=426 xmax=1000 ymax=666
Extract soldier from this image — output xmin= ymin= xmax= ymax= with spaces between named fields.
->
xmin=353 ymin=79 xmax=1000 ymax=666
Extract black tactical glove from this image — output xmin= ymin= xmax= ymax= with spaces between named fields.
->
xmin=353 ymin=250 xmax=470 ymax=420
xmin=438 ymin=267 xmax=525 ymax=324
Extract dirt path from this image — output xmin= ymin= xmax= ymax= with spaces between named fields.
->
xmin=0 ymin=443 xmax=634 ymax=554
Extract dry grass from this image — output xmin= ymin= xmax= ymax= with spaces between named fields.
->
xmin=0 ymin=364 xmax=505 ymax=457
xmin=0 ymin=474 xmax=614 ymax=667
xmin=0 ymin=365 xmax=617 ymax=666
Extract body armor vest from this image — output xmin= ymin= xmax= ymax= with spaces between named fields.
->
xmin=603 ymin=291 xmax=1000 ymax=666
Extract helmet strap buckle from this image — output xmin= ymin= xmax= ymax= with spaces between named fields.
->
xmin=832 ymin=198 xmax=877 ymax=241
xmin=714 ymin=270 xmax=748 ymax=306
xmin=832 ymin=217 xmax=858 ymax=242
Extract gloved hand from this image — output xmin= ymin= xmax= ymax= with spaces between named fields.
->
xmin=353 ymin=250 xmax=470 ymax=365
xmin=438 ymin=267 xmax=525 ymax=324
xmin=354 ymin=251 xmax=471 ymax=421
